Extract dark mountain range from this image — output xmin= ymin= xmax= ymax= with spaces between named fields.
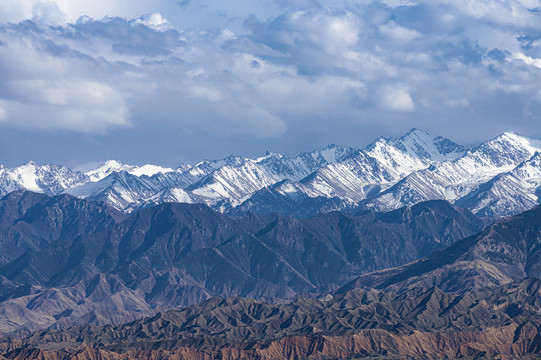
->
xmin=2 ymin=278 xmax=540 ymax=359
xmin=0 ymin=191 xmax=488 ymax=334
xmin=340 ymin=204 xmax=541 ymax=294
xmin=0 ymin=191 xmax=125 ymax=265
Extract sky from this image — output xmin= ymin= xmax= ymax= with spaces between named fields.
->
xmin=0 ymin=0 xmax=540 ymax=168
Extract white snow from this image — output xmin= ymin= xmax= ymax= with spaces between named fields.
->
xmin=84 ymin=160 xmax=134 ymax=182
xmin=1 ymin=129 xmax=541 ymax=218
xmin=502 ymin=132 xmax=541 ymax=154
xmin=318 ymin=147 xmax=338 ymax=163
xmin=129 ymin=165 xmax=174 ymax=177
xmin=65 ymin=175 xmax=115 ymax=198
xmin=11 ymin=162 xmax=42 ymax=193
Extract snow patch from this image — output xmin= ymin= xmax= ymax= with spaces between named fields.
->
xmin=130 ymin=165 xmax=174 ymax=177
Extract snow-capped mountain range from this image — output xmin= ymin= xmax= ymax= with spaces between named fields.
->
xmin=2 ymin=129 xmax=541 ymax=218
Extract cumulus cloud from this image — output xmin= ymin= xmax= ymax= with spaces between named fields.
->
xmin=0 ymin=22 xmax=132 ymax=133
xmin=378 ymin=20 xmax=422 ymax=41
xmin=135 ymin=13 xmax=172 ymax=31
xmin=380 ymin=84 xmax=416 ymax=112
xmin=513 ymin=52 xmax=541 ymax=69
xmin=0 ymin=0 xmax=540 ymax=166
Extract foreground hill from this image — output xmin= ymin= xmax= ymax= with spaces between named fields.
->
xmin=1 ymin=278 xmax=540 ymax=359
xmin=0 ymin=192 xmax=487 ymax=334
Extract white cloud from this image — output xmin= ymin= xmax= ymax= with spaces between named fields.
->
xmin=217 ymin=29 xmax=237 ymax=43
xmin=300 ymin=11 xmax=362 ymax=54
xmin=32 ymin=1 xmax=66 ymax=26
xmin=0 ymin=83 xmax=130 ymax=133
xmin=513 ymin=52 xmax=541 ymax=70
xmin=380 ymin=84 xmax=416 ymax=112
xmin=378 ymin=21 xmax=422 ymax=41
xmin=1 ymin=0 xmax=541 ymax=164
xmin=0 ymin=23 xmax=131 ymax=133
xmin=135 ymin=13 xmax=171 ymax=31
xmin=427 ymin=0 xmax=541 ymax=28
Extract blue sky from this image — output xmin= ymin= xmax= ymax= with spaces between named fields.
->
xmin=0 ymin=0 xmax=540 ymax=167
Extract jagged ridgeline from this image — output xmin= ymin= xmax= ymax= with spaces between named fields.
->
xmin=1 ymin=129 xmax=541 ymax=219
xmin=0 ymin=191 xmax=487 ymax=334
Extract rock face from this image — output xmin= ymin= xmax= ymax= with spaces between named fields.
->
xmin=2 ymin=278 xmax=540 ymax=359
xmin=340 ymin=204 xmax=541 ymax=294
xmin=0 ymin=192 xmax=487 ymax=334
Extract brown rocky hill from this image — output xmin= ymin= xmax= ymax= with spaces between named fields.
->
xmin=1 ymin=278 xmax=540 ymax=359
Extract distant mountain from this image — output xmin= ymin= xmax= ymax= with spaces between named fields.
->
xmin=364 ymin=132 xmax=541 ymax=214
xmin=218 ymin=179 xmax=357 ymax=217
xmin=455 ymin=151 xmax=541 ymax=218
xmin=5 ymin=278 xmax=540 ymax=359
xmin=0 ymin=193 xmax=487 ymax=334
xmin=340 ymin=203 xmax=541 ymax=294
xmin=297 ymin=128 xmax=466 ymax=202
xmin=0 ymin=162 xmax=87 ymax=196
xmin=1 ymin=129 xmax=540 ymax=218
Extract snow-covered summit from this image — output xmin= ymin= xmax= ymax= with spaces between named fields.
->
xmin=81 ymin=160 xmax=175 ymax=181
xmin=83 ymin=160 xmax=135 ymax=182
xmin=129 ymin=164 xmax=174 ymax=177
xmin=362 ymin=131 xmax=541 ymax=214
xmin=0 ymin=162 xmax=87 ymax=196
xmin=1 ymin=129 xmax=541 ymax=219
xmin=395 ymin=128 xmax=466 ymax=162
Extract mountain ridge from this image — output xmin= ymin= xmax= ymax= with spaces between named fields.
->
xmin=339 ymin=203 xmax=541 ymax=294
xmin=0 ymin=192 xmax=488 ymax=334
xmin=1 ymin=129 xmax=540 ymax=219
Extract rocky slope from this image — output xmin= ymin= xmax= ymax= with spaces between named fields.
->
xmin=340 ymin=203 xmax=541 ymax=294
xmin=0 ymin=192 xmax=487 ymax=334
xmin=0 ymin=191 xmax=124 ymax=265
xmin=455 ymin=151 xmax=541 ymax=218
xmin=1 ymin=278 xmax=540 ymax=359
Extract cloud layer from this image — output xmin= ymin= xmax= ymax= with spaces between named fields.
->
xmin=0 ymin=0 xmax=540 ymax=166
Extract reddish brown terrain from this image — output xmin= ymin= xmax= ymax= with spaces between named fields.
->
xmin=1 ymin=279 xmax=540 ymax=359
